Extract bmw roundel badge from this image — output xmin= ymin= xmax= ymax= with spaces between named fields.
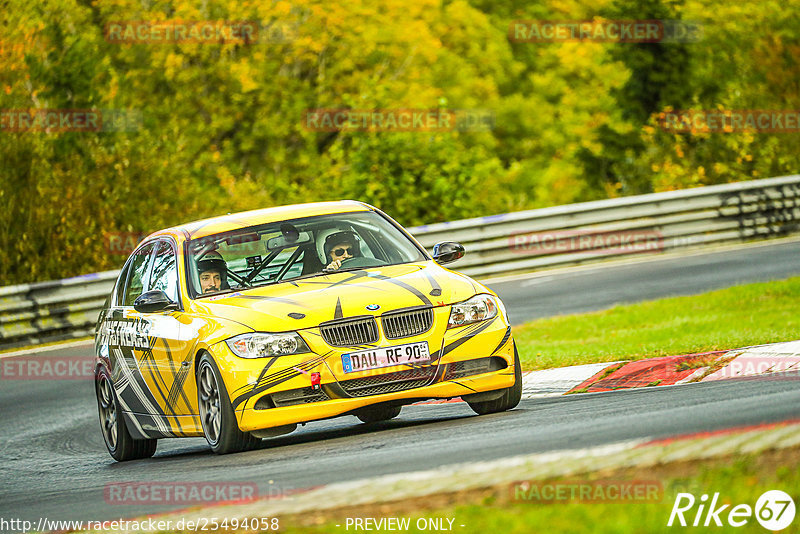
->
xmin=366 ymin=304 xmax=380 ymax=311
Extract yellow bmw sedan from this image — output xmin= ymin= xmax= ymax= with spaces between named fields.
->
xmin=94 ymin=201 xmax=520 ymax=461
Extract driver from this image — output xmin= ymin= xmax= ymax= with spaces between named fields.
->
xmin=323 ymin=231 xmax=361 ymax=271
xmin=196 ymin=251 xmax=228 ymax=293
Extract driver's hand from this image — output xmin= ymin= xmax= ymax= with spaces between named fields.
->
xmin=326 ymin=259 xmax=342 ymax=271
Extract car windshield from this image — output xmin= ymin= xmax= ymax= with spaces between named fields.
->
xmin=186 ymin=210 xmax=428 ymax=298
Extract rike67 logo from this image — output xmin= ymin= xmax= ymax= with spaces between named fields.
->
xmin=668 ymin=490 xmax=795 ymax=531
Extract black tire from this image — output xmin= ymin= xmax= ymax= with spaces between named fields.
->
xmin=466 ymin=343 xmax=522 ymax=415
xmin=95 ymin=367 xmax=157 ymax=462
xmin=356 ymin=405 xmax=402 ymax=424
xmin=197 ymin=353 xmax=260 ymax=454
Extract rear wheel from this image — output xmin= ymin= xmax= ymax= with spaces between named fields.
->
xmin=96 ymin=368 xmax=157 ymax=461
xmin=197 ymin=354 xmax=260 ymax=454
xmin=466 ymin=343 xmax=522 ymax=415
xmin=356 ymin=405 xmax=402 ymax=424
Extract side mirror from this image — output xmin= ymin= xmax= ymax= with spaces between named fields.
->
xmin=134 ymin=290 xmax=178 ymax=313
xmin=432 ymin=241 xmax=465 ymax=265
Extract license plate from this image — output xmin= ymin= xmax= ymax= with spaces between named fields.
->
xmin=341 ymin=342 xmax=430 ymax=373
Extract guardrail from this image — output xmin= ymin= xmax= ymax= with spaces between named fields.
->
xmin=411 ymin=174 xmax=800 ymax=278
xmin=0 ymin=271 xmax=117 ymax=350
xmin=2 ymin=175 xmax=799 ymax=350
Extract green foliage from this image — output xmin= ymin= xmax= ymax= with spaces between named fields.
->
xmin=329 ymin=133 xmax=506 ymax=225
xmin=1 ymin=0 xmax=800 ymax=283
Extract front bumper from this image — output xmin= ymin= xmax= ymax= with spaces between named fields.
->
xmin=210 ymin=309 xmax=516 ymax=433
xmin=239 ymin=369 xmax=514 ymax=431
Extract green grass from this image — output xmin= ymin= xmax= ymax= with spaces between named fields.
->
xmin=397 ymin=459 xmax=799 ymax=534
xmin=512 ymin=276 xmax=800 ymax=371
xmin=270 ymin=448 xmax=800 ymax=534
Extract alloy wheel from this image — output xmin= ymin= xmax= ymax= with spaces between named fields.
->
xmin=98 ymin=375 xmax=118 ymax=450
xmin=199 ymin=364 xmax=221 ymax=444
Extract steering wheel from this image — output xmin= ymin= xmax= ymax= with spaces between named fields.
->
xmin=339 ymin=256 xmax=386 ymax=269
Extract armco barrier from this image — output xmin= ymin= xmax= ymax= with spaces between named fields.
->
xmin=411 ymin=174 xmax=800 ymax=278
xmin=2 ymin=175 xmax=799 ymax=350
xmin=0 ymin=271 xmax=117 ymax=350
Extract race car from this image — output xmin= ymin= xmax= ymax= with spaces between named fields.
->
xmin=94 ymin=201 xmax=521 ymax=461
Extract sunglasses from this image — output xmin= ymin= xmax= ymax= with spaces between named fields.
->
xmin=331 ymin=246 xmax=353 ymax=257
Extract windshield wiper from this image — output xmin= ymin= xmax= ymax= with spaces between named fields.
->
xmin=321 ymin=266 xmax=366 ymax=274
xmin=251 ymin=271 xmax=330 ymax=286
xmin=248 ymin=264 xmax=381 ymax=288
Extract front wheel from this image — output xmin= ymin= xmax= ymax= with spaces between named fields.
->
xmin=356 ymin=405 xmax=402 ymax=424
xmin=96 ymin=367 xmax=157 ymax=462
xmin=466 ymin=343 xmax=522 ymax=415
xmin=197 ymin=354 xmax=260 ymax=454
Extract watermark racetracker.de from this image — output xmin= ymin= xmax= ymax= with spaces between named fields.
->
xmin=0 ymin=517 xmax=280 ymax=533
xmin=0 ymin=109 xmax=142 ymax=132
xmin=508 ymin=19 xmax=702 ymax=43
xmin=659 ymin=110 xmax=800 ymax=133
xmin=705 ymin=355 xmax=800 ymax=381
xmin=104 ymin=481 xmax=264 ymax=505
xmin=511 ymin=479 xmax=663 ymax=503
xmin=303 ymin=109 xmax=495 ymax=132
xmin=104 ymin=20 xmax=297 ymax=44
xmin=1 ymin=355 xmax=95 ymax=380
xmin=508 ymin=229 xmax=664 ymax=256
xmin=104 ymin=231 xmax=150 ymax=256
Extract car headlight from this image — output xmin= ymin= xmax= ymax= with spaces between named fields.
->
xmin=225 ymin=332 xmax=311 ymax=358
xmin=448 ymin=294 xmax=498 ymax=328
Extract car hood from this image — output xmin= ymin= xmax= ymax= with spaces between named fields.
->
xmin=190 ymin=262 xmax=484 ymax=332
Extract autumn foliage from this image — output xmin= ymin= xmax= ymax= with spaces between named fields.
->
xmin=1 ymin=0 xmax=799 ymax=283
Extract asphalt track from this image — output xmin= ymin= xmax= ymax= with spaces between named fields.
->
xmin=490 ymin=238 xmax=800 ymax=324
xmin=2 ymin=240 xmax=800 ymax=525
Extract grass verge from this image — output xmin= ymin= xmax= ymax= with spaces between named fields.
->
xmin=271 ymin=446 xmax=799 ymax=534
xmin=512 ymin=276 xmax=800 ymax=370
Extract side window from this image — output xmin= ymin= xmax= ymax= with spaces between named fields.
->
xmin=123 ymin=243 xmax=156 ymax=307
xmin=114 ymin=261 xmax=133 ymax=306
xmin=148 ymin=241 xmax=179 ymax=303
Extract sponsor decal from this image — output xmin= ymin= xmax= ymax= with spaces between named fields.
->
xmin=98 ymin=317 xmax=151 ymax=350
xmin=209 ymin=291 xmax=241 ymax=301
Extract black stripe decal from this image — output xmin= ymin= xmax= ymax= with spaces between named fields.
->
xmin=421 ymin=270 xmax=442 ymax=296
xmin=231 ymin=356 xmax=280 ymax=397
xmin=139 ymin=337 xmax=184 ymax=432
xmin=453 ymin=380 xmax=477 ymax=392
xmin=492 ymin=326 xmax=512 ymax=355
xmin=430 ymin=318 xmax=497 ymax=363
xmin=164 ymin=337 xmax=193 ymax=412
xmin=230 ymin=354 xmax=328 ymax=409
xmin=365 ymin=272 xmax=432 ymax=306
